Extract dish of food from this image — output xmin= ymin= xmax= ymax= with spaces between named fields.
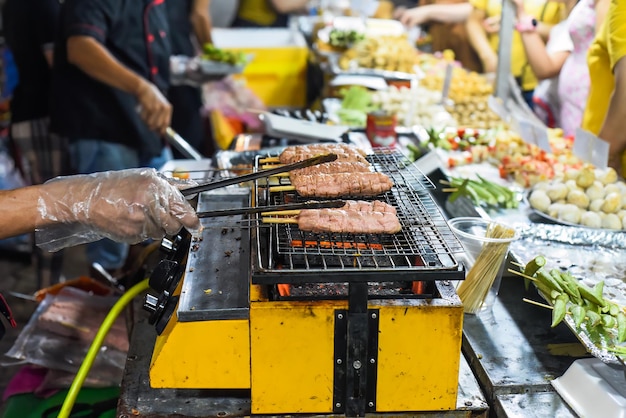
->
xmin=526 ymin=166 xmax=626 ymax=231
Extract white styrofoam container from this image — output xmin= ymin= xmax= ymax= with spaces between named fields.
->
xmin=551 ymin=358 xmax=626 ymax=418
xmin=211 ymin=28 xmax=307 ymax=49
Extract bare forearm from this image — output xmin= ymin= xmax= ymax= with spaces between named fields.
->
xmin=519 ymin=33 xmax=568 ymax=79
xmin=0 ymin=185 xmax=48 ymax=238
xmin=67 ymin=36 xmax=144 ymax=96
xmin=191 ymin=0 xmax=212 ymax=45
xmin=595 ymin=0 xmax=610 ymax=33
xmin=466 ymin=13 xmax=495 ymax=65
xmin=599 ymin=58 xmax=626 ymax=166
xmin=536 ymin=22 xmax=552 ymax=41
xmin=422 ymin=3 xmax=472 ymax=23
xmin=270 ymin=0 xmax=309 ymax=13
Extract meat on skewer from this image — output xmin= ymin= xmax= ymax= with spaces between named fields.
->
xmin=290 ymin=161 xmax=372 ymax=177
xmin=290 ymin=172 xmax=393 ymax=197
xmin=297 ymin=200 xmax=401 ymax=234
xmin=279 ymin=143 xmax=368 ymax=165
xmin=341 ymin=199 xmax=397 ymax=214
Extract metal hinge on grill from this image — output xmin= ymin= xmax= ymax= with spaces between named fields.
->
xmin=333 ymin=284 xmax=379 ymax=417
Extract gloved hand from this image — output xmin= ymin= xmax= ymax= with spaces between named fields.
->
xmin=36 ymin=168 xmax=200 ymax=252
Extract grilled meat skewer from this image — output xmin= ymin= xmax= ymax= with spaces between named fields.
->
xmin=290 ymin=161 xmax=372 ymax=176
xmin=279 ymin=143 xmax=368 ymax=165
xmin=290 ymin=172 xmax=393 ymax=197
xmin=297 ymin=200 xmax=401 ymax=234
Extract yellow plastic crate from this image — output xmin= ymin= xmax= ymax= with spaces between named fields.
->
xmin=213 ymin=28 xmax=309 ymax=108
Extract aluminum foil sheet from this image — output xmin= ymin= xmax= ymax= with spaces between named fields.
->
xmin=489 ymin=211 xmax=626 ymax=366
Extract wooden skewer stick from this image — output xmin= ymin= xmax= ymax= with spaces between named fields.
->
xmin=507 ymin=268 xmax=538 ymax=282
xmin=259 ymin=157 xmax=280 ymax=164
xmin=442 ymin=188 xmax=458 ymax=193
xmin=261 ymin=210 xmax=301 ymax=216
xmin=262 ymin=217 xmax=299 ymax=224
xmin=261 ymin=164 xmax=284 ymax=169
xmin=510 ymin=261 xmax=524 ymax=268
xmin=269 ymin=185 xmax=296 ymax=193
xmin=522 ymin=298 xmax=553 ymax=310
xmin=522 ymin=298 xmax=574 ymax=316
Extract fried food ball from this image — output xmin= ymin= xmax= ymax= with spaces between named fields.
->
xmin=547 ymin=183 xmax=569 ymax=201
xmin=585 ymin=181 xmax=605 ymax=201
xmin=580 ymin=211 xmax=602 ymax=228
xmin=529 ymin=189 xmax=551 ymax=212
xmin=589 ymin=199 xmax=604 ymax=212
xmin=566 ymin=189 xmax=590 ymax=209
xmin=575 ymin=167 xmax=595 ymax=188
xmin=601 ymin=192 xmax=622 ymax=214
xmin=595 ymin=167 xmax=618 ymax=185
xmin=558 ymin=204 xmax=581 ymax=224
xmin=602 ymin=213 xmax=622 ymax=230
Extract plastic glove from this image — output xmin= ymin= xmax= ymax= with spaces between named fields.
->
xmin=36 ymin=168 xmax=200 ymax=252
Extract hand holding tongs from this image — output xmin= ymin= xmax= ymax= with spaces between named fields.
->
xmin=180 ymin=153 xmax=338 ymax=197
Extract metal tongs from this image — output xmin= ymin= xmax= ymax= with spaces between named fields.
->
xmin=196 ymin=199 xmax=346 ymax=218
xmin=181 ymin=153 xmax=338 ymax=197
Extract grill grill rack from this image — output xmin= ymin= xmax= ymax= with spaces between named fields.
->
xmin=251 ymin=147 xmax=465 ymax=285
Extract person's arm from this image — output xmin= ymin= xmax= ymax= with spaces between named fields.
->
xmin=594 ymin=0 xmax=609 ymax=33
xmin=269 ymin=0 xmax=310 ymax=14
xmin=598 ymin=57 xmax=626 ymax=175
xmin=67 ymin=36 xmax=172 ymax=134
xmin=535 ymin=22 xmax=553 ymax=41
xmin=519 ymin=33 xmax=569 ymax=79
xmin=399 ymin=3 xmax=472 ymax=26
xmin=0 ymin=168 xmax=200 ymax=246
xmin=511 ymin=0 xmax=568 ymax=79
xmin=466 ymin=7 xmax=497 ymax=72
xmin=191 ymin=0 xmax=213 ymax=45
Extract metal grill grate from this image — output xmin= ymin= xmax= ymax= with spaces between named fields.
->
xmin=251 ymin=147 xmax=464 ymax=284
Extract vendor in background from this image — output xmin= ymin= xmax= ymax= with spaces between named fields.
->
xmin=466 ymin=0 xmax=563 ymax=108
xmin=582 ymin=0 xmax=626 ymax=177
xmin=50 ymin=0 xmax=173 ymax=277
xmin=232 ymin=0 xmax=310 ymax=27
xmin=394 ymin=1 xmax=483 ymax=72
xmin=167 ymin=0 xmax=213 ymax=158
xmin=0 ymin=168 xmax=200 ymax=249
xmin=2 ymin=0 xmax=69 ymax=288
xmin=513 ymin=0 xmax=608 ymax=136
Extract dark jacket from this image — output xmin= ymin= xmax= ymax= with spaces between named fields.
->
xmin=50 ymin=0 xmax=171 ymax=160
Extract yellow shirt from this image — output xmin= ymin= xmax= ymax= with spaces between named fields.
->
xmin=470 ymin=0 xmax=562 ymax=91
xmin=581 ymin=0 xmax=626 ymax=135
xmin=237 ymin=0 xmax=279 ymax=27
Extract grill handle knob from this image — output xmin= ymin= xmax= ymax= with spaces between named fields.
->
xmin=160 ymin=237 xmax=177 ymax=254
xmin=143 ymin=293 xmax=159 ymax=314
xmin=148 ymin=259 xmax=180 ymax=293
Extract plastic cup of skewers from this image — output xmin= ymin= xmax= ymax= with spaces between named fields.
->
xmin=448 ymin=217 xmax=518 ymax=314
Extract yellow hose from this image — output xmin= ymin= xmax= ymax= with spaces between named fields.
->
xmin=57 ymin=278 xmax=150 ymax=418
